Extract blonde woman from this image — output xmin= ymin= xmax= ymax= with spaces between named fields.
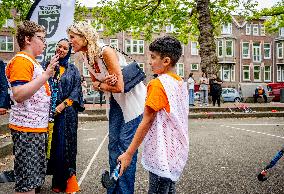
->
xmin=67 ymin=22 xmax=146 ymax=193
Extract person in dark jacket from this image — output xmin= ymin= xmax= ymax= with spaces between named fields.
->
xmin=210 ymin=74 xmax=223 ymax=107
xmin=0 ymin=59 xmax=10 ymax=115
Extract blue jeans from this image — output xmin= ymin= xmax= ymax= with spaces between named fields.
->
xmin=148 ymin=172 xmax=176 ymax=194
xmin=108 ymin=95 xmax=142 ymax=194
xmin=189 ymin=89 xmax=194 ymax=105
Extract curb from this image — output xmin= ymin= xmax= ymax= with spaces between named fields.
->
xmin=78 ymin=111 xmax=284 ymax=121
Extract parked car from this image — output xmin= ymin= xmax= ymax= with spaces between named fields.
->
xmin=221 ymin=88 xmax=242 ymax=102
xmin=267 ymin=82 xmax=284 ymax=101
xmin=83 ymin=91 xmax=106 ymax=104
xmin=194 ymin=92 xmax=200 ymax=101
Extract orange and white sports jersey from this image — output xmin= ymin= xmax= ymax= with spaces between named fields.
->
xmin=6 ymin=52 xmax=51 ymax=133
xmin=145 ymin=72 xmax=182 ymax=113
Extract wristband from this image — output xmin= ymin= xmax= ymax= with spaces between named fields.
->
xmin=63 ymin=100 xmax=68 ymax=107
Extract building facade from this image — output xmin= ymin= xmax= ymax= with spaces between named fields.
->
xmin=1 ymin=16 xmax=283 ymax=94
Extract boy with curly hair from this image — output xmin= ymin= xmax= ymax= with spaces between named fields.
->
xmin=118 ymin=36 xmax=189 ymax=193
xmin=6 ymin=20 xmax=58 ymax=194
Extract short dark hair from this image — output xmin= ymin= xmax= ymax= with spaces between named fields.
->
xmin=149 ymin=36 xmax=182 ymax=66
xmin=16 ymin=20 xmax=45 ymax=49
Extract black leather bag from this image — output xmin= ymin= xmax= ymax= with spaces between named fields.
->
xmin=122 ymin=61 xmax=146 ymax=93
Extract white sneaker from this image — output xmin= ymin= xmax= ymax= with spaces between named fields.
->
xmin=199 ymin=104 xmax=203 ymax=107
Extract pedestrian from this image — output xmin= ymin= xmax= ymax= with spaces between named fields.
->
xmin=99 ymin=90 xmax=104 ymax=107
xmin=254 ymin=85 xmax=268 ymax=103
xmin=81 ymin=76 xmax=88 ymax=96
xmin=199 ymin=72 xmax=209 ymax=107
xmin=187 ymin=72 xmax=195 ymax=106
xmin=118 ymin=36 xmax=189 ymax=194
xmin=45 ymin=39 xmax=84 ymax=193
xmin=209 ymin=74 xmax=222 ymax=107
xmin=67 ymin=21 xmax=146 ymax=194
xmin=0 ymin=59 xmax=10 ymax=115
xmin=5 ymin=20 xmax=59 ymax=194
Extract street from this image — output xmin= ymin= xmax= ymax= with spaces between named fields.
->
xmin=1 ymin=117 xmax=284 ymax=194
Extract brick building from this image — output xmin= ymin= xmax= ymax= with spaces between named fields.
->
xmin=1 ymin=16 xmax=283 ymax=94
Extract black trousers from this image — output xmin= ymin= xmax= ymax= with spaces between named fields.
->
xmin=212 ymin=95 xmax=221 ymax=106
xmin=254 ymin=94 xmax=267 ymax=103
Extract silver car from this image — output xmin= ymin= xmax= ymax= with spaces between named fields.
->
xmin=222 ymin=88 xmax=242 ymax=102
xmin=83 ymin=91 xmax=106 ymax=104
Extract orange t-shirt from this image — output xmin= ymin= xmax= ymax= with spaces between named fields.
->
xmin=6 ymin=51 xmax=51 ymax=96
xmin=145 ymin=72 xmax=182 ymax=113
xmin=6 ymin=52 xmax=51 ymax=132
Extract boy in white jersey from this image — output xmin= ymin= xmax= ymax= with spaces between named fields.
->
xmin=6 ymin=21 xmax=58 ymax=194
xmin=118 ymin=36 xmax=189 ymax=193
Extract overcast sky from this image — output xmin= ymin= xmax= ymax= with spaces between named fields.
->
xmin=78 ymin=0 xmax=280 ymax=10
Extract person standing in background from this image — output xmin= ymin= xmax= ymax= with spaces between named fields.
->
xmin=199 ymin=72 xmax=209 ymax=107
xmin=210 ymin=74 xmax=222 ymax=107
xmin=81 ymin=76 xmax=88 ymax=96
xmin=187 ymin=73 xmax=195 ymax=106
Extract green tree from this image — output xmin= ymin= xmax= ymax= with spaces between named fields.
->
xmin=93 ymin=0 xmax=256 ymax=74
xmin=0 ymin=0 xmax=33 ymax=28
xmin=254 ymin=1 xmax=284 ymax=34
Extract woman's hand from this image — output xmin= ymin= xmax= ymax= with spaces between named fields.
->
xmin=55 ymin=102 xmax=65 ymax=114
xmin=103 ymin=74 xmax=118 ymax=86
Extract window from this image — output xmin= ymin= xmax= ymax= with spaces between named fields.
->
xmin=181 ymin=45 xmax=185 ymax=55
xmin=279 ymin=27 xmax=284 ymax=37
xmin=95 ymin=21 xmax=104 ymax=32
xmin=176 ymin=63 xmax=184 ymax=77
xmin=260 ymin=24 xmax=265 ymax=36
xmin=243 ymin=65 xmax=250 ymax=81
xmin=253 ymin=24 xmax=259 ymax=36
xmin=277 ymin=42 xmax=283 ymax=59
xmin=87 ymin=85 xmax=94 ymax=93
xmin=83 ymin=62 xmax=90 ymax=77
xmin=125 ymin=39 xmax=144 ymax=54
xmin=221 ymin=23 xmax=232 ymax=34
xmin=220 ymin=64 xmax=235 ymax=81
xmin=191 ymin=42 xmax=198 ymax=55
xmin=277 ymin=65 xmax=284 ymax=81
xmin=253 ymin=65 xmax=261 ymax=81
xmin=166 ymin=24 xmax=176 ymax=33
xmin=138 ymin=63 xmax=145 ymax=72
xmin=218 ymin=40 xmax=223 ymax=57
xmin=231 ymin=65 xmax=235 ymax=81
xmin=242 ymin=42 xmax=250 ymax=58
xmin=246 ymin=24 xmax=251 ymax=35
xmin=110 ymin=39 xmax=118 ymax=49
xmin=3 ymin=19 xmax=14 ymax=28
xmin=99 ymin=39 xmax=104 ymax=44
xmin=264 ymin=66 xmax=271 ymax=82
xmin=225 ymin=40 xmax=233 ymax=57
xmin=190 ymin=63 xmax=199 ymax=71
xmin=264 ymin=43 xmax=271 ymax=59
xmin=0 ymin=36 xmax=13 ymax=52
xmin=253 ymin=42 xmax=261 ymax=62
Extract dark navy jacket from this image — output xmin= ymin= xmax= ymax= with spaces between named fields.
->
xmin=0 ymin=59 xmax=10 ymax=109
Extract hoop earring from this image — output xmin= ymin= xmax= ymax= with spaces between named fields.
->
xmin=83 ymin=39 xmax=88 ymax=46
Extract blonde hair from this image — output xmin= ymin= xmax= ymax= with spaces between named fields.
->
xmin=67 ymin=21 xmax=100 ymax=67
